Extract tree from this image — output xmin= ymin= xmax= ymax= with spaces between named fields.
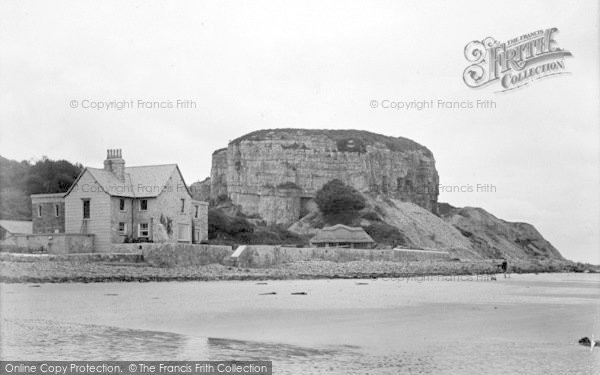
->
xmin=315 ymin=179 xmax=366 ymax=225
xmin=26 ymin=157 xmax=83 ymax=194
xmin=0 ymin=155 xmax=83 ymax=220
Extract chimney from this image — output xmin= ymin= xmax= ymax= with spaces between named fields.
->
xmin=104 ymin=149 xmax=125 ymax=181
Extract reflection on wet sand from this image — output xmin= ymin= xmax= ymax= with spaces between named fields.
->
xmin=1 ymin=274 xmax=599 ymax=374
xmin=3 ymin=318 xmax=599 ymax=374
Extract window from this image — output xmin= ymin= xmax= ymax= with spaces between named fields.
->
xmin=140 ymin=199 xmax=148 ymax=211
xmin=177 ymin=223 xmax=190 ymax=242
xmin=180 ymin=198 xmax=185 ymax=213
xmin=82 ymin=200 xmax=90 ymax=219
xmin=194 ymin=230 xmax=201 ymax=243
xmin=194 ymin=205 xmax=199 ymax=218
xmin=37 ymin=205 xmax=42 ymax=217
xmin=118 ymin=222 xmax=127 ymax=235
xmin=138 ymin=223 xmax=149 ymax=237
xmin=55 ymin=204 xmax=60 ymax=217
xmin=119 ymin=199 xmax=125 ymax=211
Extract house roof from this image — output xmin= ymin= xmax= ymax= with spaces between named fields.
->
xmin=0 ymin=220 xmax=33 ymax=234
xmin=310 ymin=224 xmax=375 ymax=244
xmin=65 ymin=164 xmax=192 ymax=198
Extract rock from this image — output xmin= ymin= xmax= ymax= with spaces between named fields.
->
xmin=366 ymin=196 xmax=480 ymax=258
xmin=190 ymin=177 xmax=211 ymax=201
xmin=578 ymin=337 xmax=599 ymax=347
xmin=209 ymin=129 xmax=439 ymax=225
xmin=441 ymin=206 xmax=564 ymax=260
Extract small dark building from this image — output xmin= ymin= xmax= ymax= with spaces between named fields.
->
xmin=31 ymin=193 xmax=65 ymax=234
xmin=310 ymin=224 xmax=375 ymax=249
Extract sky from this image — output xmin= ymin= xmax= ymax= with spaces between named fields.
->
xmin=1 ymin=0 xmax=598 ymax=263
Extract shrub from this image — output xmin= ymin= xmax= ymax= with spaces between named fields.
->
xmin=360 ymin=210 xmax=382 ymax=221
xmin=315 ymin=179 xmax=366 ymax=225
xmin=363 ymin=222 xmax=409 ymax=247
xmin=207 ymin=208 xmax=308 ymax=246
xmin=208 ymin=208 xmax=254 ymax=239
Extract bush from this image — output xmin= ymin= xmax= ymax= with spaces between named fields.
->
xmin=315 ymin=179 xmax=366 ymax=225
xmin=207 ymin=208 xmax=309 ymax=246
xmin=208 ymin=208 xmax=254 ymax=239
xmin=363 ymin=222 xmax=409 ymax=247
xmin=360 ymin=210 xmax=382 ymax=221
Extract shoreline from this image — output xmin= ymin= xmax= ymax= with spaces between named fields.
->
xmin=0 ymin=258 xmax=594 ymax=284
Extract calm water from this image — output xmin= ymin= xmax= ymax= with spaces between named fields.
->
xmin=1 ymin=274 xmax=599 ymax=374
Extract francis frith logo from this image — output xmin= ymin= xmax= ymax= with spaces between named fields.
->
xmin=463 ymin=28 xmax=572 ymax=92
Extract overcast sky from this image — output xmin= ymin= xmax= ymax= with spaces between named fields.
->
xmin=1 ymin=0 xmax=598 ymax=263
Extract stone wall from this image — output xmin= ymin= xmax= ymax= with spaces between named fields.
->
xmin=0 ymin=252 xmax=142 ymax=263
xmin=233 ymin=245 xmax=451 ymax=268
xmin=192 ymin=201 xmax=209 ymax=243
xmin=209 ymin=129 xmax=439 ymax=225
xmin=140 ymin=243 xmax=233 ymax=267
xmin=3 ymin=233 xmax=94 ymax=254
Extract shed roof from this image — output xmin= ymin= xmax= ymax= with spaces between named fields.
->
xmin=310 ymin=224 xmax=374 ymax=244
xmin=0 ymin=220 xmax=33 ymax=234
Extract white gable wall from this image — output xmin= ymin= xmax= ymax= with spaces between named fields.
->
xmin=64 ymin=170 xmax=111 ymax=252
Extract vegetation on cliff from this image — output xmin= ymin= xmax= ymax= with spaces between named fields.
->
xmin=208 ymin=206 xmax=308 ymax=247
xmin=315 ymin=179 xmax=366 ymax=225
xmin=230 ymin=129 xmax=434 ymax=157
xmin=363 ymin=222 xmax=410 ymax=247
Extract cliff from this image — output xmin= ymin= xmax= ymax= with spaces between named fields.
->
xmin=440 ymin=205 xmax=564 ymax=260
xmin=202 ymin=129 xmax=564 ymax=261
xmin=208 ymin=129 xmax=439 ymax=224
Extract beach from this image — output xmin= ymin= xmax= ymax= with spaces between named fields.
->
xmin=1 ymin=273 xmax=599 ymax=374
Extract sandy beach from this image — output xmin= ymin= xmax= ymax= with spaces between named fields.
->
xmin=1 ymin=273 xmax=599 ymax=374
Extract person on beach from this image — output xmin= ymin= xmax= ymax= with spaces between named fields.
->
xmin=501 ymin=259 xmax=509 ymax=278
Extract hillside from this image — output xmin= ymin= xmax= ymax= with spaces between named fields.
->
xmin=440 ymin=205 xmax=564 ymax=260
xmin=0 ymin=155 xmax=82 ymax=220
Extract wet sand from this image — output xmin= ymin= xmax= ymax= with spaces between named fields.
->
xmin=1 ymin=273 xmax=599 ymax=374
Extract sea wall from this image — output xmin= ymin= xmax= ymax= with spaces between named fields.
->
xmin=233 ymin=245 xmax=451 ymax=268
xmin=1 ymin=233 xmax=94 ymax=254
xmin=140 ymin=243 xmax=233 ymax=267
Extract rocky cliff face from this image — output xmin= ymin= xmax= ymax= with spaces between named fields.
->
xmin=208 ymin=129 xmax=439 ymax=224
xmin=440 ymin=205 xmax=564 ymax=260
xmin=201 ymin=128 xmax=564 ymax=261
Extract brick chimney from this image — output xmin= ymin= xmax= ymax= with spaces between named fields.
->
xmin=104 ymin=149 xmax=125 ymax=181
